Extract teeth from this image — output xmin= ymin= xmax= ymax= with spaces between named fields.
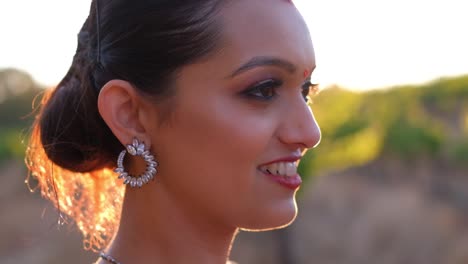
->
xmin=268 ymin=163 xmax=277 ymax=174
xmin=286 ymin=163 xmax=296 ymax=176
xmin=260 ymin=162 xmax=297 ymax=177
xmin=277 ymin=163 xmax=284 ymax=175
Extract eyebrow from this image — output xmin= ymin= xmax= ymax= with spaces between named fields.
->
xmin=227 ymin=56 xmax=297 ymax=78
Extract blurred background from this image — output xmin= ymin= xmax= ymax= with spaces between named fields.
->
xmin=1 ymin=0 xmax=467 ymax=263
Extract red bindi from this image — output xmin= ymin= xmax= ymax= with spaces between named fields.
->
xmin=303 ymin=69 xmax=310 ymax=78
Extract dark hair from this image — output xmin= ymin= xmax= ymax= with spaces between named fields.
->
xmin=27 ymin=0 xmax=227 ymax=251
xmin=40 ymin=0 xmax=225 ymax=172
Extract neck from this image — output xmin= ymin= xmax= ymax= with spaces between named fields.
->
xmin=104 ymin=181 xmax=238 ymax=264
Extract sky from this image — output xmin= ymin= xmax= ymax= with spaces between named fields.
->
xmin=1 ymin=0 xmax=467 ymax=90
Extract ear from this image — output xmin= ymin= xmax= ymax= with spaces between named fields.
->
xmin=97 ymin=80 xmax=152 ymax=148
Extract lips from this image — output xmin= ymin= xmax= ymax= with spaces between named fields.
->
xmin=258 ymin=158 xmax=303 ymax=190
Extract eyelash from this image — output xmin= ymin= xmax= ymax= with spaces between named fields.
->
xmin=242 ymin=78 xmax=320 ymax=102
xmin=302 ymin=80 xmax=320 ymax=103
xmin=242 ymin=79 xmax=283 ymax=101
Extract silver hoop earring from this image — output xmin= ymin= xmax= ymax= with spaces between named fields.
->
xmin=114 ymin=138 xmax=158 ymax=188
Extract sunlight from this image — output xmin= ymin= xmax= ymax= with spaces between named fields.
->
xmin=295 ymin=0 xmax=468 ymax=90
xmin=0 ymin=0 xmax=466 ymax=90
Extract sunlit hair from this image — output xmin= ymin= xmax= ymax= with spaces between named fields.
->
xmin=25 ymin=88 xmax=124 ymax=251
xmin=25 ymin=0 xmax=226 ymax=251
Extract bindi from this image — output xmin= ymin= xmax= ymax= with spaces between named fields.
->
xmin=303 ymin=69 xmax=310 ymax=78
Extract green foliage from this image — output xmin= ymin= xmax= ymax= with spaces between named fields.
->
xmin=422 ymin=76 xmax=468 ymax=104
xmin=0 ymin=88 xmax=41 ymax=127
xmin=300 ymin=74 xmax=468 ymax=182
xmin=0 ymin=68 xmax=42 ymax=161
xmin=0 ymin=128 xmax=27 ymax=160
xmin=331 ymin=118 xmax=369 ymax=139
xmin=383 ymin=117 xmax=443 ymax=158
xmin=448 ymin=139 xmax=468 ymax=165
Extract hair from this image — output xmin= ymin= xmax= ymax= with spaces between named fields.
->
xmin=26 ymin=0 xmax=227 ymax=251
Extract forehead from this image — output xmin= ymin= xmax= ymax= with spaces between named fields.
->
xmin=218 ymin=0 xmax=315 ymax=69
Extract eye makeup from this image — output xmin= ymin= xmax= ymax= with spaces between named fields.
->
xmin=301 ymin=79 xmax=320 ymax=102
xmin=241 ymin=78 xmax=283 ymax=101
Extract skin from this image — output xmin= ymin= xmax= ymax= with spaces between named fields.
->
xmin=97 ymin=0 xmax=320 ymax=263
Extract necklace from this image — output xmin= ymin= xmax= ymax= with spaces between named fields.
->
xmin=100 ymin=252 xmax=122 ymax=264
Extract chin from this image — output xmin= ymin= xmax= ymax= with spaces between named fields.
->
xmin=240 ymin=199 xmax=298 ymax=232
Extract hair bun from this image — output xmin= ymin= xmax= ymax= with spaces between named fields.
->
xmin=39 ymin=61 xmax=120 ymax=172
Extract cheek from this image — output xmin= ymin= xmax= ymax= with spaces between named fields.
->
xmin=155 ymin=94 xmax=277 ymax=212
xmin=176 ymin=98 xmax=274 ymax=175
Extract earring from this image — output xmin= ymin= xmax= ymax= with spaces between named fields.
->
xmin=114 ymin=137 xmax=158 ymax=188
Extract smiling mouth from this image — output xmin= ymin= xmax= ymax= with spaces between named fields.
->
xmin=258 ymin=161 xmax=298 ymax=177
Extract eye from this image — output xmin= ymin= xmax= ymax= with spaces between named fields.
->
xmin=302 ymin=81 xmax=320 ymax=103
xmin=242 ymin=79 xmax=283 ymax=101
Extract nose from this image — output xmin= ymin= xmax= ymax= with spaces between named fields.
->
xmin=277 ymin=98 xmax=321 ymax=151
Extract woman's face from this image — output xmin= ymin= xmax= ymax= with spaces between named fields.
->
xmin=148 ymin=0 xmax=320 ymax=230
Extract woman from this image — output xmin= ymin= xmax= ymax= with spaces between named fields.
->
xmin=26 ymin=0 xmax=321 ymax=263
